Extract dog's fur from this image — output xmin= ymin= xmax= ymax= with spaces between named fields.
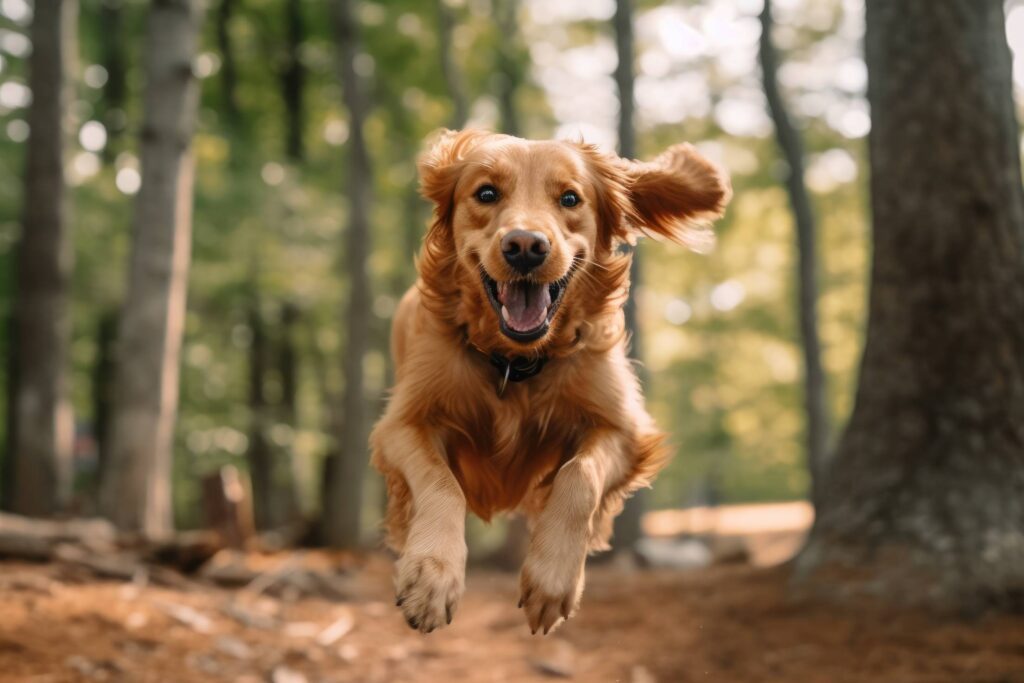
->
xmin=370 ymin=130 xmax=730 ymax=634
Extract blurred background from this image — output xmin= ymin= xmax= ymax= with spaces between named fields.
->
xmin=1 ymin=0 xmax=1024 ymax=681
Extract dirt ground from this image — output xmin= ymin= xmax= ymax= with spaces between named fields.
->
xmin=1 ymin=551 xmax=1023 ymax=683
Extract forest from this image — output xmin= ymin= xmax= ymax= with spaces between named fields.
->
xmin=0 ymin=0 xmax=1023 ymax=681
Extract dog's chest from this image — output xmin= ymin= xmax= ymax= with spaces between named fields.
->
xmin=443 ymin=390 xmax=587 ymax=519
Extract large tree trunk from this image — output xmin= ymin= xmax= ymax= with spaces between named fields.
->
xmin=5 ymin=0 xmax=78 ymax=516
xmin=799 ymin=0 xmax=1024 ymax=610
xmin=611 ymin=0 xmax=646 ymax=554
xmin=435 ymin=0 xmax=468 ymax=129
xmin=758 ymin=0 xmax=830 ymax=505
xmin=99 ymin=0 xmax=204 ymax=536
xmin=280 ymin=0 xmax=305 ymax=161
xmin=323 ymin=0 xmax=373 ymax=549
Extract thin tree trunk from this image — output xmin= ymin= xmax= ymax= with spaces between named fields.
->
xmin=280 ymin=0 xmax=305 ymax=160
xmin=611 ymin=0 xmax=646 ymax=554
xmin=323 ymin=0 xmax=373 ymax=549
xmin=99 ymin=0 xmax=204 ymax=536
xmin=799 ymin=0 xmax=1024 ymax=611
xmin=435 ymin=0 xmax=468 ymax=129
xmin=98 ymin=0 xmax=127 ymax=156
xmin=494 ymin=0 xmax=520 ymax=137
xmin=6 ymin=0 xmax=78 ymax=516
xmin=92 ymin=310 xmax=117 ymax=495
xmin=215 ymin=0 xmax=241 ymax=128
xmin=246 ymin=297 xmax=274 ymax=530
xmin=758 ymin=0 xmax=830 ymax=506
xmin=278 ymin=301 xmax=303 ymax=519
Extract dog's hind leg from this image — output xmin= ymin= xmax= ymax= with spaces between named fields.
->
xmin=370 ymin=420 xmax=466 ymax=634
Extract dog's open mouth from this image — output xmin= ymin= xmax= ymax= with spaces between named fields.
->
xmin=481 ymin=266 xmax=576 ymax=343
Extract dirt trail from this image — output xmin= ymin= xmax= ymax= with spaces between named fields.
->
xmin=1 ymin=555 xmax=1022 ymax=683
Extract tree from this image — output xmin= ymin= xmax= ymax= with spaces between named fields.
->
xmin=611 ymin=0 xmax=646 ymax=554
xmin=758 ymin=0 xmax=830 ymax=505
xmin=99 ymin=0 xmax=205 ymax=535
xmin=435 ymin=0 xmax=468 ymax=129
xmin=215 ymin=0 xmax=241 ymax=129
xmin=279 ymin=0 xmax=306 ymax=161
xmin=97 ymin=0 xmax=128 ymax=158
xmin=4 ymin=0 xmax=78 ymax=516
xmin=322 ymin=0 xmax=373 ymax=548
xmin=799 ymin=0 xmax=1024 ymax=610
xmin=494 ymin=0 xmax=521 ymax=137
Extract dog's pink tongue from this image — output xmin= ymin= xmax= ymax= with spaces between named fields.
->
xmin=498 ymin=282 xmax=551 ymax=332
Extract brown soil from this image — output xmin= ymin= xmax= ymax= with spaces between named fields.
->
xmin=1 ymin=555 xmax=1022 ymax=683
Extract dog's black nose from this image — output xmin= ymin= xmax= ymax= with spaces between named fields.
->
xmin=501 ymin=230 xmax=549 ymax=273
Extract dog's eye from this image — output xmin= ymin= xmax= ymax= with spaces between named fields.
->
xmin=559 ymin=190 xmax=580 ymax=208
xmin=475 ymin=185 xmax=500 ymax=204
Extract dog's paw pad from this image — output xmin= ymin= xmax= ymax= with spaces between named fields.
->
xmin=394 ymin=555 xmax=464 ymax=634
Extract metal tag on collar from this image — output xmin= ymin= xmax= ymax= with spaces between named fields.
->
xmin=498 ymin=360 xmax=511 ymax=397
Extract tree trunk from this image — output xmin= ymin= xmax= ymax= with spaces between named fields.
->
xmin=435 ymin=0 xmax=468 ymax=129
xmin=92 ymin=310 xmax=117 ymax=495
xmin=246 ymin=298 xmax=274 ymax=530
xmin=99 ymin=0 xmax=204 ymax=536
xmin=494 ymin=0 xmax=521 ymax=137
xmin=758 ymin=0 xmax=830 ymax=506
xmin=280 ymin=0 xmax=305 ymax=160
xmin=611 ymin=0 xmax=646 ymax=554
xmin=98 ymin=0 xmax=127 ymax=157
xmin=323 ymin=0 xmax=373 ymax=549
xmin=215 ymin=0 xmax=241 ymax=128
xmin=799 ymin=0 xmax=1024 ymax=611
xmin=6 ymin=0 xmax=78 ymax=516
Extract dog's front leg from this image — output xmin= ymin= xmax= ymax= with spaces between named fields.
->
xmin=373 ymin=422 xmax=466 ymax=633
xmin=519 ymin=431 xmax=623 ymax=634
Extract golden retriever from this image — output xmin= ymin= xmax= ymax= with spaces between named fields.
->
xmin=369 ymin=129 xmax=730 ymax=634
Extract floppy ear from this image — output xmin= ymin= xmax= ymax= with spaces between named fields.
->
xmin=418 ymin=128 xmax=491 ymax=225
xmin=624 ymin=143 xmax=731 ymax=251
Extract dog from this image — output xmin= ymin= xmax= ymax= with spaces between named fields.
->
xmin=369 ymin=129 xmax=730 ymax=634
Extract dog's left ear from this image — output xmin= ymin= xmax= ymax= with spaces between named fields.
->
xmin=622 ymin=144 xmax=731 ymax=250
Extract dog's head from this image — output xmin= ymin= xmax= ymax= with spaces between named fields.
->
xmin=417 ymin=129 xmax=731 ymax=355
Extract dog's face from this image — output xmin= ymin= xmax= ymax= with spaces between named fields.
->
xmin=418 ymin=130 xmax=731 ymax=353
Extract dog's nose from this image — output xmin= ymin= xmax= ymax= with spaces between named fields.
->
xmin=501 ymin=230 xmax=550 ymax=273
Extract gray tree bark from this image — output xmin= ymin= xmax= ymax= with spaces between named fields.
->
xmin=799 ymin=0 xmax=1024 ymax=611
xmin=436 ymin=0 xmax=468 ymax=129
xmin=5 ymin=0 xmax=78 ymax=516
xmin=323 ymin=0 xmax=373 ymax=549
xmin=758 ymin=0 xmax=830 ymax=506
xmin=611 ymin=0 xmax=647 ymax=554
xmin=99 ymin=0 xmax=204 ymax=536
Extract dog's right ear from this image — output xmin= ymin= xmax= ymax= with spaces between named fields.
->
xmin=418 ymin=128 xmax=490 ymax=224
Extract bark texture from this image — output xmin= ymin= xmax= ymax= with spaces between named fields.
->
xmin=323 ymin=0 xmax=373 ymax=548
xmin=611 ymin=0 xmax=646 ymax=552
xmin=758 ymin=0 xmax=830 ymax=504
xmin=99 ymin=0 xmax=204 ymax=536
xmin=800 ymin=0 xmax=1024 ymax=610
xmin=6 ymin=0 xmax=78 ymax=516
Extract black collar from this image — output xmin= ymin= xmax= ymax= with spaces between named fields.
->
xmin=489 ymin=352 xmax=547 ymax=384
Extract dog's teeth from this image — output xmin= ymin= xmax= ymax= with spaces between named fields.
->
xmin=501 ymin=306 xmax=511 ymax=322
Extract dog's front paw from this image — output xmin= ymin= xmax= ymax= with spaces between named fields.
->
xmin=518 ymin=555 xmax=585 ymax=635
xmin=394 ymin=554 xmax=464 ymax=633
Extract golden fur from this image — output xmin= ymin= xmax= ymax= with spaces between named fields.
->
xmin=370 ymin=130 xmax=730 ymax=634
